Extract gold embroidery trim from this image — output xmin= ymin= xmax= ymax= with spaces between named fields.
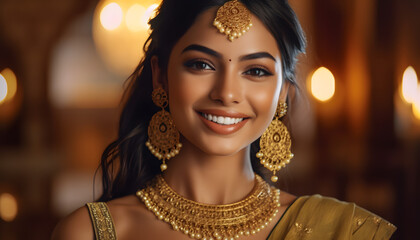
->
xmin=86 ymin=202 xmax=117 ymax=240
xmin=295 ymin=222 xmax=313 ymax=234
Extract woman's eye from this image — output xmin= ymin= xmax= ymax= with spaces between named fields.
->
xmin=244 ymin=68 xmax=273 ymax=77
xmin=184 ymin=60 xmax=214 ymax=71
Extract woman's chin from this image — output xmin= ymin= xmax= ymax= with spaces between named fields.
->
xmin=196 ymin=141 xmax=249 ymax=157
xmin=179 ymin=132 xmax=253 ymax=157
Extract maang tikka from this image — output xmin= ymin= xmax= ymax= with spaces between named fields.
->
xmin=256 ymin=102 xmax=294 ymax=182
xmin=213 ymin=0 xmax=253 ymax=41
xmin=146 ymin=88 xmax=182 ymax=172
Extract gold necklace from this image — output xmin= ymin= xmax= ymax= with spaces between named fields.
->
xmin=136 ymin=174 xmax=280 ymax=240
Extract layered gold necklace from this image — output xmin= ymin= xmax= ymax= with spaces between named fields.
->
xmin=136 ymin=174 xmax=280 ymax=240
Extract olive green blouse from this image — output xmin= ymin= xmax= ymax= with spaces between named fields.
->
xmin=86 ymin=194 xmax=396 ymax=240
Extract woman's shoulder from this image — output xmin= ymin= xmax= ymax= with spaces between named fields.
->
xmin=51 ymin=204 xmax=94 ymax=240
xmin=51 ymin=195 xmax=148 ymax=240
xmin=274 ymin=194 xmax=396 ymax=239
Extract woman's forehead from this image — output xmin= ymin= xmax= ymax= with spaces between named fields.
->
xmin=171 ymin=8 xmax=281 ymax=60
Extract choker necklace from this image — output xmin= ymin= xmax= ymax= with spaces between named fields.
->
xmin=136 ymin=174 xmax=280 ymax=240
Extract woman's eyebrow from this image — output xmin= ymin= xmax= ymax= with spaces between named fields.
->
xmin=182 ymin=44 xmax=277 ymax=62
xmin=239 ymin=52 xmax=277 ymax=62
xmin=182 ymin=44 xmax=222 ymax=59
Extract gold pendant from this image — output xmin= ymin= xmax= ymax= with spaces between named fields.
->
xmin=213 ymin=0 xmax=252 ymax=41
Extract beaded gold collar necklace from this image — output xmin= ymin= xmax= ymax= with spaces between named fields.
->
xmin=136 ymin=174 xmax=280 ymax=240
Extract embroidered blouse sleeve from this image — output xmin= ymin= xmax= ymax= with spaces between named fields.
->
xmin=351 ymin=205 xmax=396 ymax=240
xmin=86 ymin=202 xmax=117 ymax=240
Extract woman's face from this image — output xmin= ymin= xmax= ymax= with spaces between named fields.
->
xmin=161 ymin=8 xmax=286 ymax=156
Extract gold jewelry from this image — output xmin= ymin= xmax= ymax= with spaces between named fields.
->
xmin=145 ymin=88 xmax=182 ymax=171
xmin=256 ymin=102 xmax=294 ymax=182
xmin=213 ymin=0 xmax=252 ymax=41
xmin=137 ymin=174 xmax=280 ymax=240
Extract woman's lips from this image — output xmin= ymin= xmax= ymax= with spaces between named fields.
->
xmin=199 ymin=109 xmax=250 ymax=118
xmin=196 ymin=109 xmax=250 ymax=135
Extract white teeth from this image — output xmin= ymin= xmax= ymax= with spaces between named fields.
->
xmin=217 ymin=116 xmax=224 ymax=124
xmin=203 ymin=113 xmax=244 ymax=125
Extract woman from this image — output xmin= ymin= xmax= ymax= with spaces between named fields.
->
xmin=52 ymin=0 xmax=396 ymax=239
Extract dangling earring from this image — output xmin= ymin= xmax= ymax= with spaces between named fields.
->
xmin=145 ymin=88 xmax=182 ymax=172
xmin=256 ymin=102 xmax=294 ymax=182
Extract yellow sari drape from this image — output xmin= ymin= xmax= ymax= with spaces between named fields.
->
xmin=267 ymin=195 xmax=396 ymax=240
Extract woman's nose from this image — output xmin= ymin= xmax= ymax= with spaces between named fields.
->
xmin=209 ymin=69 xmax=244 ymax=105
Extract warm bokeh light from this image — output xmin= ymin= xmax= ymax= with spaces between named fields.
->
xmin=413 ymin=103 xmax=420 ymax=120
xmin=310 ymin=67 xmax=335 ymax=102
xmin=93 ymin=0 xmax=162 ymax=76
xmin=100 ymin=2 xmax=123 ymax=31
xmin=143 ymin=4 xmax=159 ymax=26
xmin=0 ymin=74 xmax=7 ymax=104
xmin=0 ymin=193 xmax=18 ymax=222
xmin=401 ymin=66 xmax=418 ymax=104
xmin=1 ymin=68 xmax=18 ymax=102
xmin=413 ymin=87 xmax=420 ymax=120
xmin=126 ymin=4 xmax=147 ymax=32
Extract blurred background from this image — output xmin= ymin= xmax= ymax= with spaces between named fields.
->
xmin=0 ymin=0 xmax=418 ymax=239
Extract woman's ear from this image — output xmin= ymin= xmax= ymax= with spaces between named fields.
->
xmin=279 ymin=80 xmax=290 ymax=102
xmin=151 ymin=56 xmax=168 ymax=90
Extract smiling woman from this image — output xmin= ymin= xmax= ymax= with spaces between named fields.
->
xmin=165 ymin=11 xmax=283 ymax=161
xmin=52 ymin=0 xmax=396 ymax=240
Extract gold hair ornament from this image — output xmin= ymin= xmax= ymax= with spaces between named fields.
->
xmin=213 ymin=0 xmax=252 ymax=41
xmin=146 ymin=88 xmax=182 ymax=172
xmin=137 ymin=174 xmax=280 ymax=240
xmin=256 ymin=102 xmax=294 ymax=182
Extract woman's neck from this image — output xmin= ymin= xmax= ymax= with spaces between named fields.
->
xmin=162 ymin=140 xmax=255 ymax=205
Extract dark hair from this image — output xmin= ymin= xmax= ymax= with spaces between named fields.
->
xmin=98 ymin=0 xmax=306 ymax=201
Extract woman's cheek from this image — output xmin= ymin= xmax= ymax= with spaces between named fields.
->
xmin=168 ymin=72 xmax=206 ymax=130
xmin=170 ymin=73 xmax=203 ymax=107
xmin=247 ymin=82 xmax=279 ymax=118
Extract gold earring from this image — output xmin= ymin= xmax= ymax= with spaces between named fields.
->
xmin=256 ymin=102 xmax=294 ymax=182
xmin=146 ymin=88 xmax=182 ymax=172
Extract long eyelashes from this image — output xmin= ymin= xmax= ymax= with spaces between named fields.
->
xmin=183 ymin=59 xmax=273 ymax=77
xmin=184 ymin=59 xmax=215 ymax=71
xmin=243 ymin=67 xmax=273 ymax=77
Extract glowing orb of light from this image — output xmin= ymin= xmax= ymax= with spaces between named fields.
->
xmin=1 ymin=68 xmax=17 ymax=102
xmin=310 ymin=67 xmax=335 ymax=102
xmin=0 ymin=193 xmax=18 ymax=222
xmin=0 ymin=74 xmax=7 ymax=104
xmin=401 ymin=66 xmax=418 ymax=104
xmin=143 ymin=4 xmax=159 ymax=27
xmin=93 ymin=0 xmax=161 ymax=76
xmin=125 ymin=4 xmax=146 ymax=32
xmin=412 ymin=87 xmax=420 ymax=120
xmin=100 ymin=2 xmax=123 ymax=31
